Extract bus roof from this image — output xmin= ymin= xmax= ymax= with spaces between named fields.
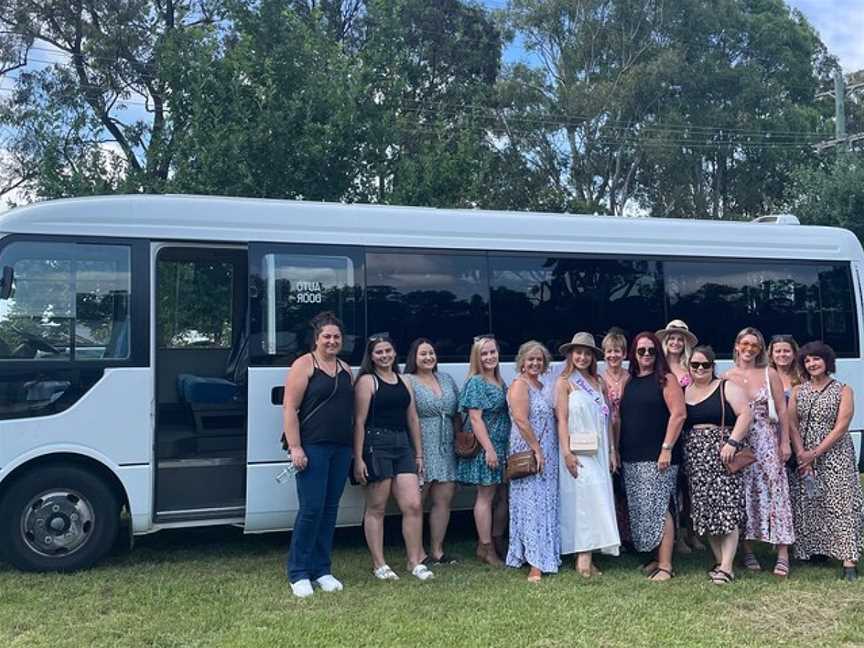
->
xmin=1 ymin=194 xmax=861 ymax=261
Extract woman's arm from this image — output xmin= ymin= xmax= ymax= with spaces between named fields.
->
xmin=787 ymin=386 xmax=804 ymax=456
xmin=803 ymin=385 xmax=855 ymax=465
xmin=282 ymin=354 xmax=313 ymax=470
xmin=719 ymin=381 xmax=754 ymax=463
xmin=768 ymin=367 xmax=792 ymax=461
xmin=352 ymin=375 xmax=373 ymax=485
xmin=554 ymin=377 xmax=580 ymax=478
xmin=403 ymin=378 xmax=425 ymax=477
xmin=659 ymin=374 xmax=686 ymax=471
xmin=509 ymin=379 xmax=544 ymax=472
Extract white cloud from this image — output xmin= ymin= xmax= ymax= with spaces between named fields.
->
xmin=790 ymin=0 xmax=864 ymax=72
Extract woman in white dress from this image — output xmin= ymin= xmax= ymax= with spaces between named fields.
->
xmin=554 ymin=332 xmax=621 ymax=577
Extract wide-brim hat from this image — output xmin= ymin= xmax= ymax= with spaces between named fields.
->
xmin=656 ymin=319 xmax=698 ymax=346
xmin=559 ymin=332 xmax=603 ymax=359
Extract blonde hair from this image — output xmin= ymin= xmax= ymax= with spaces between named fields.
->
xmin=560 ymin=346 xmax=598 ymax=379
xmin=467 ymin=337 xmax=502 ymax=382
xmin=662 ymin=332 xmax=693 ymax=369
xmin=733 ymin=327 xmax=768 ymax=368
xmin=515 ymin=340 xmax=552 ymax=374
xmin=769 ymin=336 xmax=802 ymax=387
xmin=602 ymin=331 xmax=627 ymax=354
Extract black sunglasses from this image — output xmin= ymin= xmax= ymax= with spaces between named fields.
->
xmin=636 ymin=347 xmax=657 ymax=357
xmin=368 ymin=332 xmax=391 ymax=343
xmin=690 ymin=361 xmax=714 ymax=370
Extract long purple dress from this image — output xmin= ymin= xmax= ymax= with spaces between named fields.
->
xmin=506 ymin=381 xmax=561 ymax=573
xmin=742 ymin=380 xmax=795 ymax=545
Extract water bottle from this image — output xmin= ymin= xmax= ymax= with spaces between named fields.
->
xmin=275 ymin=461 xmax=297 ymax=484
xmin=803 ymin=472 xmax=820 ymax=498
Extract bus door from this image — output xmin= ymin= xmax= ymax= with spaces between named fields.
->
xmin=244 ymin=243 xmax=365 ymax=532
xmin=152 ymin=245 xmax=248 ymax=522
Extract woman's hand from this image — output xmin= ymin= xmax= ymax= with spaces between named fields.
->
xmin=415 ymin=455 xmax=425 ymax=480
xmin=797 ymin=448 xmax=818 ymax=468
xmin=532 ymin=445 xmax=545 ymax=474
xmin=485 ymin=447 xmax=499 ymax=470
xmin=779 ymin=440 xmax=792 ymax=463
xmin=657 ymin=448 xmax=672 ymax=472
xmin=290 ymin=446 xmax=308 ymax=471
xmin=565 ymin=453 xmax=581 ymax=479
xmin=353 ymin=457 xmax=369 ymax=486
xmin=609 ymin=450 xmax=620 ymax=474
xmin=719 ymin=441 xmax=737 ymax=464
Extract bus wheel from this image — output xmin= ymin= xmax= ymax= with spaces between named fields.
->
xmin=0 ymin=465 xmax=120 ymax=572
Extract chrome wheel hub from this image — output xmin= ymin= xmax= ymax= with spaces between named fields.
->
xmin=20 ymin=490 xmax=94 ymax=557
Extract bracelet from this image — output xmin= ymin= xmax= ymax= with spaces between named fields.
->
xmin=725 ymin=438 xmax=743 ymax=450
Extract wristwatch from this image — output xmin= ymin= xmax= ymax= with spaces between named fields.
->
xmin=661 ymin=442 xmax=673 ymax=451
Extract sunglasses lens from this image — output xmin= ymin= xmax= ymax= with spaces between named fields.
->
xmin=636 ymin=347 xmax=655 ymax=356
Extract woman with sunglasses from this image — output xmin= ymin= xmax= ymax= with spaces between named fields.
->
xmin=555 ymin=333 xmax=620 ymax=578
xmin=724 ymin=327 xmax=794 ymax=577
xmin=788 ymin=341 xmax=863 ymax=581
xmin=283 ymin=312 xmax=355 ymax=598
xmin=456 ymin=334 xmax=511 ymax=566
xmin=403 ymin=338 xmax=460 ymax=565
xmin=353 ymin=334 xmax=433 ymax=582
xmin=618 ymin=332 xmax=686 ymax=582
xmin=683 ymin=346 xmax=753 ymax=585
xmin=507 ymin=340 xmax=560 ymax=581
xmin=769 ymin=335 xmax=802 ymax=401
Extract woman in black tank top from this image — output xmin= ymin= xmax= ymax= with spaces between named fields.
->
xmin=353 ymin=335 xmax=433 ymax=582
xmin=682 ymin=346 xmax=752 ymax=585
xmin=282 ymin=312 xmax=355 ymax=598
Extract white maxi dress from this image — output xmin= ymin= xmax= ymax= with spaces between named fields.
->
xmin=559 ymin=376 xmax=621 ymax=555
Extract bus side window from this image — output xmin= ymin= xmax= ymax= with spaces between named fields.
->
xmin=0 ymin=241 xmax=131 ymax=361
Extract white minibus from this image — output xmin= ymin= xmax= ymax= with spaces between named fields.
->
xmin=0 ymin=195 xmax=861 ymax=571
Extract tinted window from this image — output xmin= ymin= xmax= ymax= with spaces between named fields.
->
xmin=157 ymin=258 xmax=234 ymax=348
xmin=366 ymin=251 xmax=489 ymax=361
xmin=250 ymin=245 xmax=363 ymax=364
xmin=665 ymin=260 xmax=858 ymax=357
xmin=490 ymin=255 xmax=665 ymax=358
xmin=0 ymin=241 xmax=131 ymax=361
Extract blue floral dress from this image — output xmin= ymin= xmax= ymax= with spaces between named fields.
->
xmin=456 ymin=376 xmax=510 ymax=485
xmin=406 ymin=372 xmax=459 ymax=483
xmin=506 ymin=380 xmax=561 ymax=573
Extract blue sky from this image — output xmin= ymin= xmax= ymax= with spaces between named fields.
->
xmin=788 ymin=0 xmax=864 ymax=72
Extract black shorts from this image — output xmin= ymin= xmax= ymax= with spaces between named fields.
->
xmin=363 ymin=426 xmax=417 ymax=483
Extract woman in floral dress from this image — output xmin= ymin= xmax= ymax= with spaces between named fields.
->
xmin=456 ymin=335 xmax=511 ymax=566
xmin=506 ymin=341 xmax=560 ymax=581
xmin=404 ymin=338 xmax=461 ymax=565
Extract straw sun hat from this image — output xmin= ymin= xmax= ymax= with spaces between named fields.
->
xmin=558 ymin=332 xmax=603 ymax=359
xmin=655 ymin=319 xmax=698 ymax=347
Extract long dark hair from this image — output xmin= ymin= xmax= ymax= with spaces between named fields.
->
xmin=690 ymin=345 xmax=718 ymax=380
xmin=404 ymin=337 xmax=437 ymax=374
xmin=358 ymin=335 xmax=399 ymax=378
xmin=628 ymin=331 xmax=670 ymax=387
xmin=309 ymin=311 xmax=344 ymax=349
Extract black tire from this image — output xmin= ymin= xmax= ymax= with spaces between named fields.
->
xmin=0 ymin=464 xmax=120 ymax=572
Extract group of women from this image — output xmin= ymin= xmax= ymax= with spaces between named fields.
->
xmin=282 ymin=311 xmax=864 ymax=598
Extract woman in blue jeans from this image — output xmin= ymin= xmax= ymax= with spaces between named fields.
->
xmin=283 ymin=312 xmax=354 ymax=598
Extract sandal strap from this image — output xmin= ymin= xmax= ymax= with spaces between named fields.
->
xmin=648 ymin=567 xmax=674 ymax=580
xmin=712 ymin=568 xmax=735 ymax=582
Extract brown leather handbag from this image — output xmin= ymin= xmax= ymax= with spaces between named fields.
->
xmin=719 ymin=380 xmax=757 ymax=474
xmin=454 ymin=414 xmax=480 ymax=459
xmin=505 ymin=450 xmax=539 ymax=481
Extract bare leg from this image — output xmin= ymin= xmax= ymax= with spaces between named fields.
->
xmin=650 ymin=512 xmax=675 ymax=581
xmin=428 ymin=481 xmax=455 ymax=559
xmin=718 ymin=529 xmax=739 ymax=575
xmin=706 ymin=535 xmax=723 ymax=567
xmin=576 ymin=551 xmax=592 ymax=576
xmin=474 ymin=485 xmax=496 ymax=544
xmin=393 ymin=473 xmax=425 ymax=568
xmin=492 ymin=484 xmax=509 ymax=537
xmin=364 ymin=480 xmax=393 ymax=569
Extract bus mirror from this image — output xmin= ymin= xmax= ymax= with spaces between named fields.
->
xmin=0 ymin=265 xmax=13 ymax=299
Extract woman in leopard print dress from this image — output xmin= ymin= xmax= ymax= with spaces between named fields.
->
xmin=789 ymin=341 xmax=864 ymax=581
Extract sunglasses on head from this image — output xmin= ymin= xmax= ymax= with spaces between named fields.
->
xmin=690 ymin=361 xmax=713 ymax=370
xmin=474 ymin=333 xmax=496 ymax=343
xmin=636 ymin=347 xmax=657 ymax=357
xmin=368 ymin=332 xmax=390 ymax=343
xmin=770 ymin=334 xmax=795 ymax=344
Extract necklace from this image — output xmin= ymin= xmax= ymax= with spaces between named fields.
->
xmin=313 ymin=352 xmax=339 ymax=376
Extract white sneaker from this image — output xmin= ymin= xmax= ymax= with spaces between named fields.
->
xmin=315 ymin=575 xmax=344 ymax=592
xmin=411 ymin=564 xmax=435 ymax=581
xmin=290 ymin=579 xmax=314 ymax=598
xmin=373 ymin=564 xmax=400 ymax=580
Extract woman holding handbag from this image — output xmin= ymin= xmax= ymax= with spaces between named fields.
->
xmin=282 ymin=312 xmax=355 ymax=598
xmin=555 ymin=332 xmax=620 ymax=578
xmin=789 ymin=341 xmax=863 ymax=581
xmin=724 ymin=327 xmax=794 ymax=577
xmin=682 ymin=346 xmax=753 ymax=585
xmin=619 ymin=332 xmax=686 ymax=582
xmin=505 ymin=340 xmax=560 ymax=581
xmin=403 ymin=338 xmax=461 ymax=565
xmin=456 ymin=334 xmax=511 ymax=566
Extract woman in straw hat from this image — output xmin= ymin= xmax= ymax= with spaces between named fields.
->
xmin=554 ymin=332 xmax=620 ymax=578
xmin=618 ymin=331 xmax=686 ymax=582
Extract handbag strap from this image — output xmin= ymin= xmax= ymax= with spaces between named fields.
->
xmin=719 ymin=379 xmax=726 ymax=430
xmin=800 ymin=379 xmax=836 ymax=442
xmin=299 ymin=359 xmax=344 ymax=427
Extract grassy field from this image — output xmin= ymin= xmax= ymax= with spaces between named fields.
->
xmin=1 ymin=516 xmax=863 ymax=648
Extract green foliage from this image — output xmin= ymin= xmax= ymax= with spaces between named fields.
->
xmin=788 ymin=152 xmax=864 ymax=241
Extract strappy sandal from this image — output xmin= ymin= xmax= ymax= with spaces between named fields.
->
xmin=741 ymin=553 xmax=762 ymax=572
xmin=411 ymin=563 xmax=435 ymax=581
xmin=373 ymin=564 xmax=399 ymax=581
xmin=638 ymin=559 xmax=659 ymax=575
xmin=711 ymin=569 xmax=735 ymax=585
xmin=647 ymin=567 xmax=674 ymax=582
xmin=707 ymin=563 xmax=720 ymax=578
xmin=773 ymin=558 xmax=790 ymax=579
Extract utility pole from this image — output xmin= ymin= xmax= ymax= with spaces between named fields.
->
xmin=834 ymin=67 xmax=847 ymax=143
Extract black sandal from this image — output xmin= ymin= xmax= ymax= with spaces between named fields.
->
xmin=647 ymin=567 xmax=674 ymax=581
xmin=707 ymin=563 xmax=720 ymax=578
xmin=711 ymin=569 xmax=735 ymax=585
xmin=639 ymin=559 xmax=659 ymax=575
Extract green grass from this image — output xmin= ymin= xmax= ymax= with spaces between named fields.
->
xmin=1 ymin=518 xmax=863 ymax=648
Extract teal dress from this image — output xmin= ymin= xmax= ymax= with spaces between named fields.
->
xmin=456 ymin=376 xmax=510 ymax=485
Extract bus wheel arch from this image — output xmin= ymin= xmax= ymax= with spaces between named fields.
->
xmin=0 ymin=453 xmax=128 ymax=572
